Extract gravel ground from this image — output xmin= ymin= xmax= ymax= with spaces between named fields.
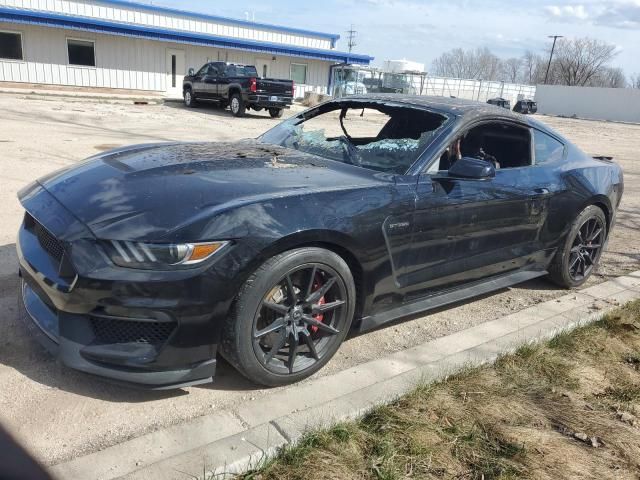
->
xmin=0 ymin=94 xmax=638 ymax=465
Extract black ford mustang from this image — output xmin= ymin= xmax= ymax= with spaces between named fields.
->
xmin=17 ymin=95 xmax=623 ymax=389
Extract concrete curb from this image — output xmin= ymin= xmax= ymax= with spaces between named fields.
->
xmin=49 ymin=270 xmax=640 ymax=480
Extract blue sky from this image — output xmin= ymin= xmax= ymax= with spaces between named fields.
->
xmin=149 ymin=0 xmax=640 ymax=77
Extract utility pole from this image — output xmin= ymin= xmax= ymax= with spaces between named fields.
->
xmin=544 ymin=35 xmax=563 ymax=84
xmin=346 ymin=25 xmax=357 ymax=53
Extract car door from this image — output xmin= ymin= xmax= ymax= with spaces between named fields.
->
xmin=401 ymin=122 xmax=550 ymax=299
xmin=201 ymin=64 xmax=220 ymax=99
xmin=217 ymin=64 xmax=232 ymax=101
xmin=191 ymin=65 xmax=208 ymax=97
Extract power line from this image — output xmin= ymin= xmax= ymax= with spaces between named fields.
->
xmin=346 ymin=24 xmax=357 ymax=53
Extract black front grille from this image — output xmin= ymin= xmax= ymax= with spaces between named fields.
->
xmin=25 ymin=213 xmax=65 ymax=262
xmin=90 ymin=316 xmax=177 ymax=346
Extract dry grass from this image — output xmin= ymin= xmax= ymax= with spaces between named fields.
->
xmin=237 ymin=300 xmax=640 ymax=480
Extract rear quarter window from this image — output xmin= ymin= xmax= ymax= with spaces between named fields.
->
xmin=533 ymin=129 xmax=565 ymax=164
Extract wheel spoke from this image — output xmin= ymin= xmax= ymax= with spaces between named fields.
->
xmin=287 ymin=333 xmax=299 ymax=373
xmin=254 ymin=318 xmax=286 ymax=339
xmin=588 ymin=227 xmax=603 ymax=242
xmin=570 ymin=246 xmax=581 ymax=253
xmin=584 ymin=244 xmax=601 ymax=249
xmin=569 ymin=255 xmax=580 ymax=271
xmin=306 ymin=277 xmax=336 ymax=304
xmin=264 ymin=330 xmax=287 ymax=364
xmin=285 ymin=275 xmax=298 ymax=305
xmin=304 ymin=266 xmax=317 ymax=301
xmin=301 ymin=331 xmax=319 ymax=360
xmin=302 ymin=314 xmax=340 ymax=335
xmin=263 ymin=301 xmax=289 ymax=315
xmin=312 ymin=300 xmax=345 ymax=314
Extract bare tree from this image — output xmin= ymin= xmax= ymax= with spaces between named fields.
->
xmin=630 ymin=74 xmax=640 ymax=89
xmin=500 ymin=57 xmax=522 ymax=83
xmin=552 ymin=37 xmax=619 ymax=86
xmin=587 ymin=67 xmax=627 ymax=88
xmin=431 ymin=47 xmax=502 ymax=81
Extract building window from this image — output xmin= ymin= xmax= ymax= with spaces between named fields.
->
xmin=0 ymin=31 xmax=23 ymax=60
xmin=67 ymin=39 xmax=95 ymax=67
xmin=290 ymin=63 xmax=307 ymax=84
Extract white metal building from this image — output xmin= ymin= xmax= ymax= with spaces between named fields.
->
xmin=0 ymin=0 xmax=373 ymax=97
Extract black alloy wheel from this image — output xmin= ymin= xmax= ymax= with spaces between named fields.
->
xmin=568 ymin=216 xmax=605 ymax=282
xmin=252 ymin=264 xmax=347 ymax=375
xmin=548 ymin=205 xmax=607 ymax=288
xmin=220 ymin=247 xmax=355 ymax=386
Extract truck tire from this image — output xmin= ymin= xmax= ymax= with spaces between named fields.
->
xmin=183 ymin=88 xmax=197 ymax=108
xmin=269 ymin=108 xmax=284 ymax=119
xmin=230 ymin=93 xmax=246 ymax=117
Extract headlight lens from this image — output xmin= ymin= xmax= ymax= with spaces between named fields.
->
xmin=104 ymin=240 xmax=228 ymax=269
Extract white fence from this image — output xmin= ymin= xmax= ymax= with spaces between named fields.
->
xmin=420 ymin=76 xmax=536 ymax=105
xmin=535 ymin=85 xmax=640 ymax=123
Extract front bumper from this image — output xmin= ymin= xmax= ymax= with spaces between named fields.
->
xmin=18 ymin=278 xmax=216 ymax=389
xmin=15 ymin=184 xmax=237 ymax=389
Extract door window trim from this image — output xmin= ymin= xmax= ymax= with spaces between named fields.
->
xmin=531 ymin=127 xmax=567 ymax=166
xmin=423 ymin=118 xmax=534 ymax=175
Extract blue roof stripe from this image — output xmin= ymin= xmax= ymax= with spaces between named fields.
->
xmin=0 ymin=8 xmax=373 ymax=64
xmin=92 ymin=0 xmax=340 ymax=41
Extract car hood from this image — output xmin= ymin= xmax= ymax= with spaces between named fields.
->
xmin=35 ymin=140 xmax=382 ymax=241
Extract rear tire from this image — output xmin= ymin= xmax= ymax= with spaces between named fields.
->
xmin=269 ymin=108 xmax=284 ymax=118
xmin=230 ymin=93 xmax=245 ymax=117
xmin=220 ymin=247 xmax=356 ymax=387
xmin=548 ymin=205 xmax=607 ymax=288
xmin=183 ymin=88 xmax=196 ymax=108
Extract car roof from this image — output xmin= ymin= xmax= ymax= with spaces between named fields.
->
xmin=330 ymin=94 xmax=566 ymax=142
xmin=338 ymin=93 xmax=522 ymax=118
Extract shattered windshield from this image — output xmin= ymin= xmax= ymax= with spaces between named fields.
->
xmin=259 ymin=101 xmax=449 ymax=174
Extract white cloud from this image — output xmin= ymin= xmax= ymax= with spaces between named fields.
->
xmin=545 ymin=4 xmax=590 ymax=20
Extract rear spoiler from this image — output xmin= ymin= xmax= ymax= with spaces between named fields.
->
xmin=592 ymin=155 xmax=614 ymax=162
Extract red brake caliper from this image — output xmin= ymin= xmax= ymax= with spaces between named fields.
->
xmin=310 ymin=273 xmax=326 ymax=334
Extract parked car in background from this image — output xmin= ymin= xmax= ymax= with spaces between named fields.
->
xmin=487 ymin=97 xmax=511 ymax=109
xmin=17 ymin=95 xmax=622 ymax=389
xmin=514 ymin=98 xmax=538 ymax=114
xmin=183 ymin=62 xmax=294 ymax=117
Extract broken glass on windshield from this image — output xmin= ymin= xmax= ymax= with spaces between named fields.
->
xmin=259 ymin=101 xmax=449 ymax=174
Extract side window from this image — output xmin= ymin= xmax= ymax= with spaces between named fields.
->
xmin=67 ymin=38 xmax=95 ymax=67
xmin=196 ymin=65 xmax=209 ymax=76
xmin=206 ymin=64 xmax=218 ymax=76
xmin=431 ymin=122 xmax=532 ymax=172
xmin=0 ymin=31 xmax=23 ymax=60
xmin=533 ymin=129 xmax=564 ymax=164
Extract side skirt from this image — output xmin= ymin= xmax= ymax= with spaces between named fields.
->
xmin=357 ymin=269 xmax=547 ymax=333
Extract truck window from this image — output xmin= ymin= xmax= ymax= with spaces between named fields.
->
xmin=225 ymin=65 xmax=258 ymax=77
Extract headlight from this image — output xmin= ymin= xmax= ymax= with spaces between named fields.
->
xmin=104 ymin=240 xmax=229 ymax=269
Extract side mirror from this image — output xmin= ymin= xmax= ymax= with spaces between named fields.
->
xmin=188 ymin=68 xmax=195 ymax=76
xmin=448 ymin=157 xmax=495 ymax=180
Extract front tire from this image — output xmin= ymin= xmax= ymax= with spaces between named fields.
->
xmin=548 ymin=205 xmax=607 ymax=288
xmin=183 ymin=88 xmax=196 ymax=108
xmin=269 ymin=108 xmax=284 ymax=118
xmin=220 ymin=248 xmax=356 ymax=387
xmin=230 ymin=93 xmax=246 ymax=117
